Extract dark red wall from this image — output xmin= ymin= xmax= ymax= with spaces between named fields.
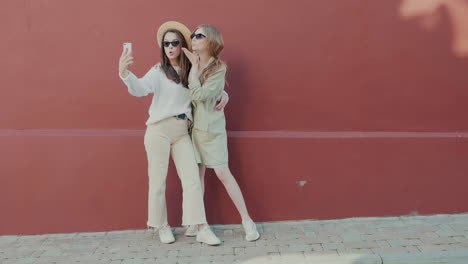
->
xmin=1 ymin=0 xmax=468 ymax=235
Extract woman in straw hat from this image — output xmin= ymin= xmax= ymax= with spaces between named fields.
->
xmin=182 ymin=24 xmax=260 ymax=242
xmin=118 ymin=21 xmax=227 ymax=246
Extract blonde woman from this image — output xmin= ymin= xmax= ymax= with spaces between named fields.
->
xmin=182 ymin=24 xmax=260 ymax=241
xmin=118 ymin=21 xmax=226 ymax=246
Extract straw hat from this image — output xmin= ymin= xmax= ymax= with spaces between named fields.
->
xmin=156 ymin=21 xmax=192 ymax=50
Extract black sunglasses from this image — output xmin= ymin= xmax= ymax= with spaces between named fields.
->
xmin=163 ymin=40 xmax=180 ymax=48
xmin=190 ymin=33 xmax=206 ymax=40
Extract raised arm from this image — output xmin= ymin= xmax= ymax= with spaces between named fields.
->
xmin=120 ymin=66 xmax=160 ymax=97
xmin=118 ymin=47 xmax=159 ymax=97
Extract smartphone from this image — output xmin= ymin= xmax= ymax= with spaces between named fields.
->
xmin=123 ymin=42 xmax=132 ymax=53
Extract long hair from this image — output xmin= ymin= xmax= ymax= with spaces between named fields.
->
xmin=194 ymin=25 xmax=227 ymax=85
xmin=160 ymin=29 xmax=191 ymax=88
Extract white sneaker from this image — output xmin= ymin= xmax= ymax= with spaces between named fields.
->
xmin=158 ymin=225 xmax=175 ymax=244
xmin=185 ymin=225 xmax=198 ymax=237
xmin=196 ymin=225 xmax=221 ymax=246
xmin=242 ymin=219 xmax=260 ymax=241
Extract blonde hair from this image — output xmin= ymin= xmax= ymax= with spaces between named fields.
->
xmin=194 ymin=24 xmax=227 ymax=84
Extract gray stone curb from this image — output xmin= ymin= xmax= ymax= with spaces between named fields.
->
xmin=239 ymin=250 xmax=468 ymax=264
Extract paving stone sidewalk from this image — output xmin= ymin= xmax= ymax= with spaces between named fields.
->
xmin=1 ymin=213 xmax=468 ymax=264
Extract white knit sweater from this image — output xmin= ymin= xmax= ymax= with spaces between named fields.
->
xmin=120 ymin=64 xmax=193 ymax=125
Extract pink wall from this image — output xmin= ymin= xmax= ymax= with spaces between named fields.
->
xmin=1 ymin=0 xmax=468 ymax=235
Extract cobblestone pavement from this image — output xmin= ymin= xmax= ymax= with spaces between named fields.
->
xmin=1 ymin=213 xmax=468 ymax=264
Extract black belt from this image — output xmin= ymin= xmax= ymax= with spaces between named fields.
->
xmin=174 ymin=113 xmax=187 ymax=120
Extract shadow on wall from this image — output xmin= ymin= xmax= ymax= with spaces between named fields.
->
xmin=399 ymin=0 xmax=468 ymax=58
xmin=217 ymin=0 xmax=468 ymax=132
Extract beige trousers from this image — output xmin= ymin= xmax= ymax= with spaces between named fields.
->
xmin=144 ymin=117 xmax=207 ymax=228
